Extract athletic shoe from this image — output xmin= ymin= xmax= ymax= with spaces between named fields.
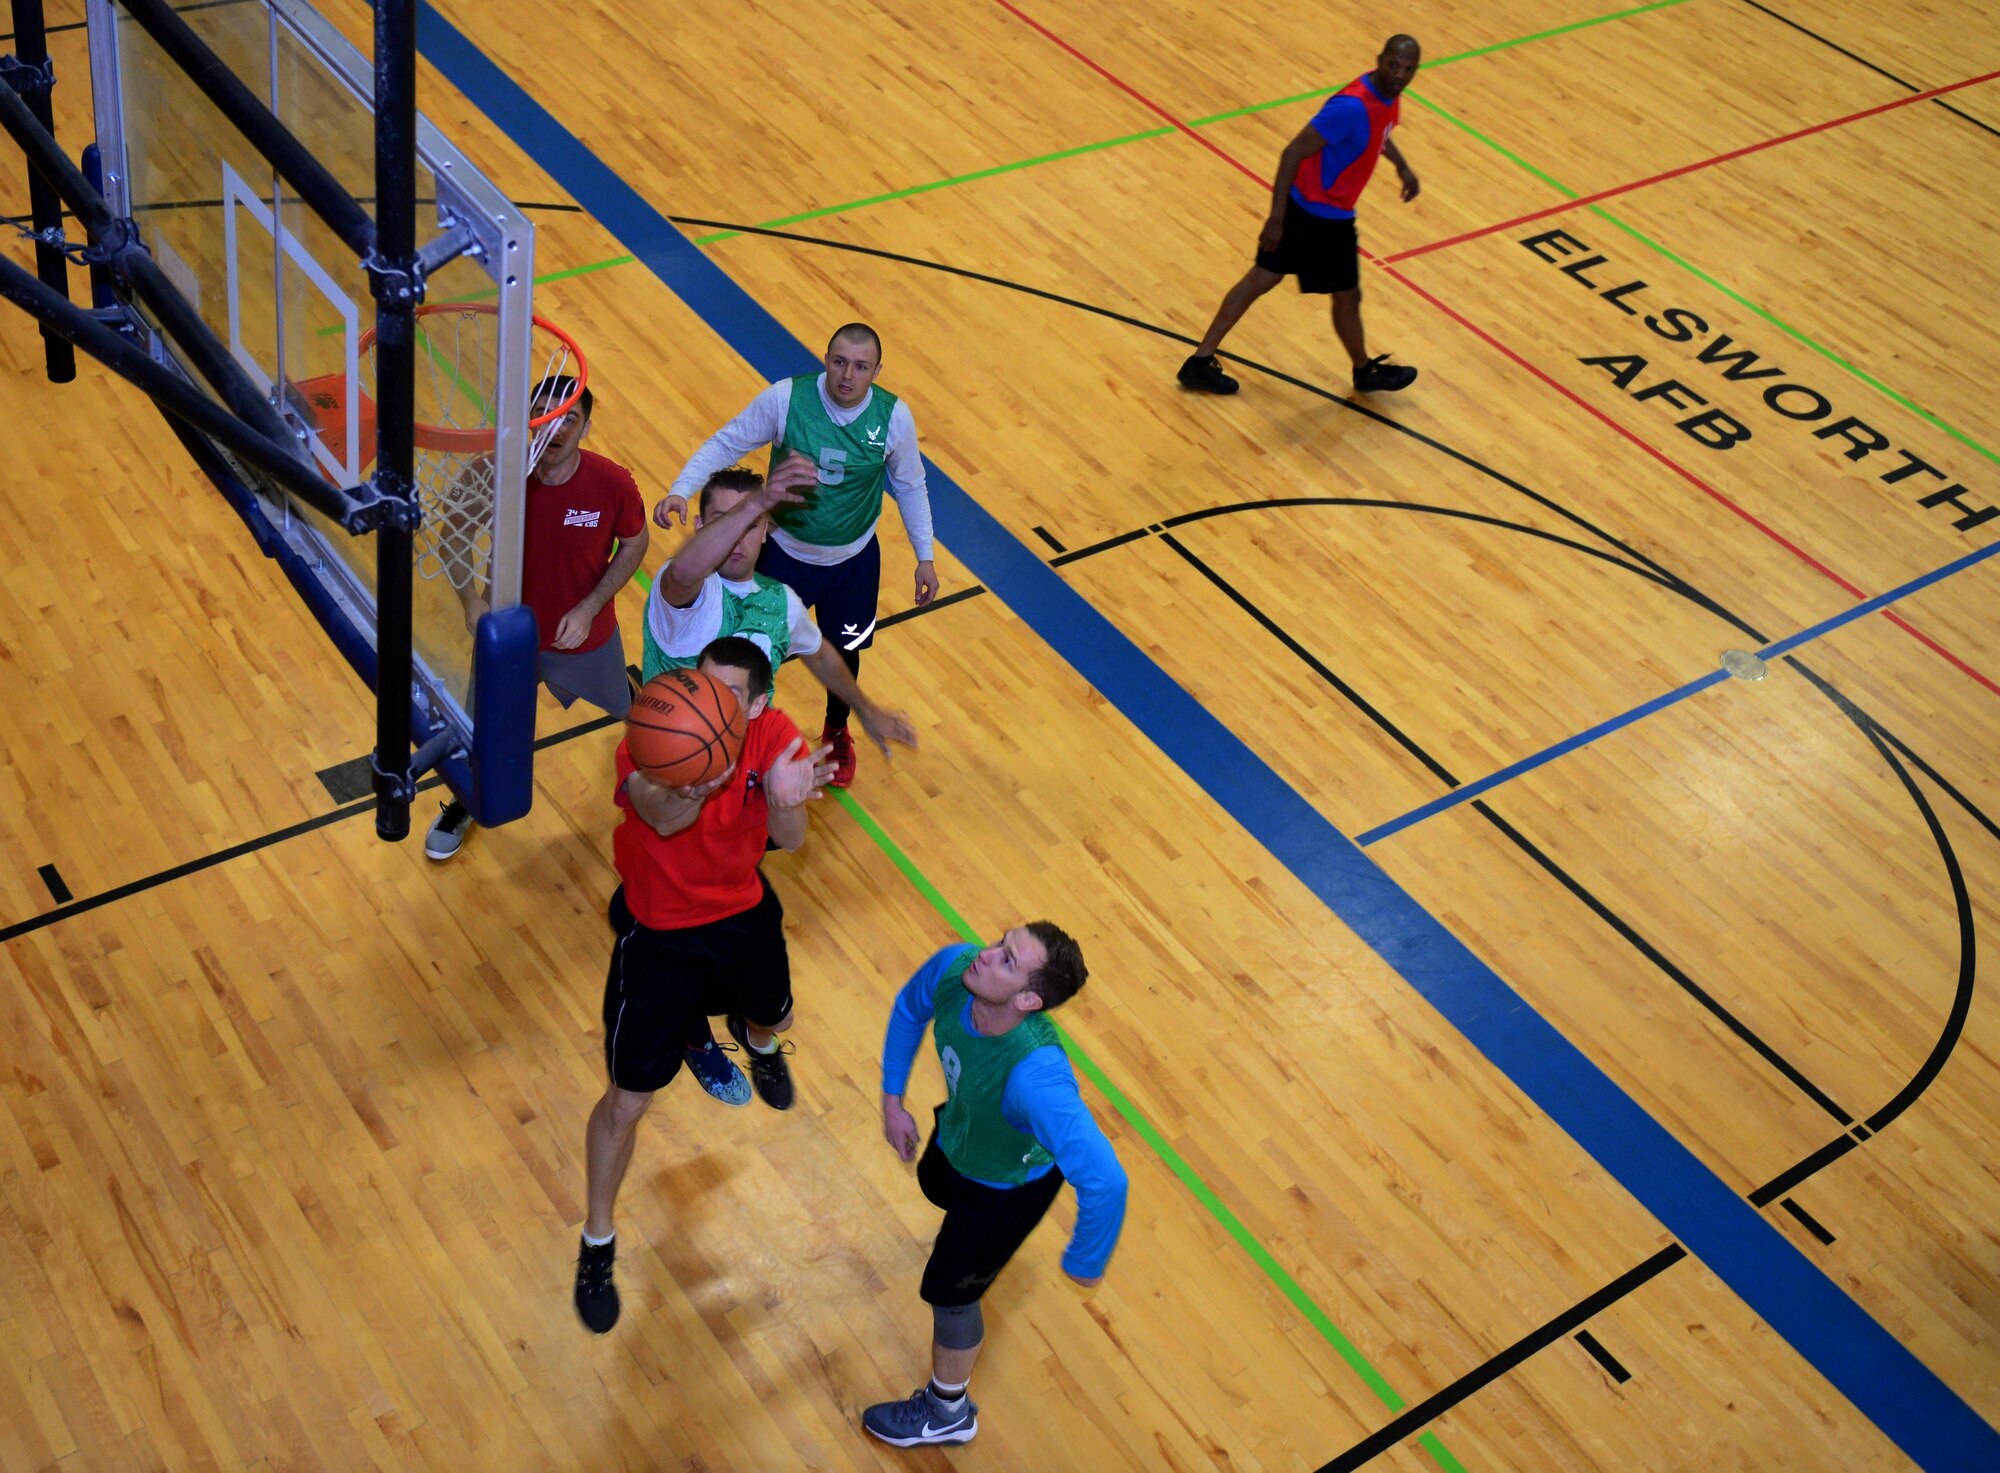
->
xmin=424 ymin=800 xmax=473 ymax=860
xmin=683 ymin=1041 xmax=752 ymax=1107
xmin=1177 ymin=353 xmax=1239 ymax=394
xmin=821 ymin=725 xmax=856 ymax=789
xmin=862 ymin=1386 xmax=979 ymax=1447
xmin=1353 ymin=356 xmax=1418 ymax=393
xmin=573 ymin=1236 xmax=619 ymax=1333
xmin=726 ymin=1014 xmax=796 ymax=1111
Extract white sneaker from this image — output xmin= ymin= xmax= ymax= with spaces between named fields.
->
xmin=424 ymin=800 xmax=473 ymax=860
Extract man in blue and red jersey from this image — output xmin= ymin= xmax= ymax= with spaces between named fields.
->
xmin=860 ymin=927 xmax=1127 ymax=1447
xmin=570 ymin=635 xmax=834 ymax=1335
xmin=1179 ymin=34 xmax=1424 ymax=396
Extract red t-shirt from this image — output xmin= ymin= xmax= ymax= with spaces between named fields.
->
xmin=520 ymin=448 xmax=645 ymax=652
xmin=612 ymin=706 xmax=803 ymax=929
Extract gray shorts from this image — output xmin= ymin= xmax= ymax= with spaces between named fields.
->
xmin=539 ymin=631 xmax=633 ymax=716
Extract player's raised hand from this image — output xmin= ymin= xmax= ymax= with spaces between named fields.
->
xmin=761 ymin=450 xmax=819 ymax=506
xmin=652 ymin=493 xmax=689 ymax=529
xmin=766 ymin=735 xmax=834 ymax=807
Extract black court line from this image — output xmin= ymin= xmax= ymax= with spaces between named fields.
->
xmin=1030 ymin=524 xmax=1066 ymax=553
xmin=1780 ymin=1198 xmax=1837 ymax=1245
xmin=1157 ymin=527 xmax=1856 ymax=1126
xmin=0 ymin=710 xmax=620 ymax=946
xmin=1737 ymin=0 xmax=2000 ymax=141
xmin=1574 ymin=1329 xmax=1632 ymax=1383
xmin=37 ymin=863 xmax=72 ymax=903
xmin=1316 ymin=1246 xmax=1688 ymax=1472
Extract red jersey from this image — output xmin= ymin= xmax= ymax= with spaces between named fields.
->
xmin=1291 ymin=74 xmax=1399 ymax=219
xmin=520 ymin=448 xmax=645 ymax=652
xmin=611 ymin=706 xmax=803 ymax=929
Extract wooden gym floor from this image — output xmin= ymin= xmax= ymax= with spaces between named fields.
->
xmin=1 ymin=0 xmax=1996 ymax=1468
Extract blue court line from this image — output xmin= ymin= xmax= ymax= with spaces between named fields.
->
xmin=1360 ymin=536 xmax=2000 ymax=845
xmin=407 ymin=7 xmax=2000 ymax=1466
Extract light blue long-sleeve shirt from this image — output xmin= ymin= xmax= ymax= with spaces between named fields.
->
xmin=881 ymin=944 xmax=1128 ymax=1280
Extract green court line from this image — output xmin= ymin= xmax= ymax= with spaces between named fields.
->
xmin=689 ymin=126 xmax=1175 ymax=246
xmin=1187 ymin=0 xmax=1691 ymax=127
xmin=1400 ymin=89 xmax=2000 ymax=469
xmin=532 ymin=0 xmax=1689 ymax=271
xmin=829 ymin=785 xmax=1468 ymax=1473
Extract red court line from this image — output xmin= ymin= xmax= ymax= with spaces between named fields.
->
xmin=1387 ymin=68 xmax=2000 ymax=263
xmin=984 ymin=0 xmax=2000 ymax=700
xmin=987 ymin=0 xmax=1270 ymax=188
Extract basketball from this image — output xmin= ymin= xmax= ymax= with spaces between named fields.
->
xmin=626 ymin=667 xmax=745 ymax=788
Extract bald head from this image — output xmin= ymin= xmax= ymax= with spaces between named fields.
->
xmin=1373 ymin=34 xmax=1421 ymax=97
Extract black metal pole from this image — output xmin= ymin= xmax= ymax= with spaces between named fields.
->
xmin=9 ymin=0 xmax=76 ymax=382
xmin=0 ymin=80 xmax=298 ymax=448
xmin=0 ymin=252 xmax=379 ymax=524
xmin=369 ymin=0 xmax=419 ymax=842
xmin=116 ymin=0 xmax=377 ymax=259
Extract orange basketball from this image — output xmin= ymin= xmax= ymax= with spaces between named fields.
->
xmin=626 ymin=668 xmax=745 ymax=789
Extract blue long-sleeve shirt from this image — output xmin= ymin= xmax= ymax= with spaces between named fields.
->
xmin=881 ymin=944 xmax=1128 ymax=1280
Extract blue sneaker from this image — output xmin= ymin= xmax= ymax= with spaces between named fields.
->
xmin=683 ymin=1041 xmax=751 ymax=1107
xmin=861 ymin=1386 xmax=978 ymax=1447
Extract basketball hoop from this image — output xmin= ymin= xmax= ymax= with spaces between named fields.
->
xmin=297 ymin=302 xmax=587 ymax=589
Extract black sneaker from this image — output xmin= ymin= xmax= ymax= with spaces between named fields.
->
xmin=573 ymin=1235 xmax=619 ymax=1333
xmin=424 ymin=799 xmax=473 ymax=860
xmin=725 ymin=1014 xmax=796 ymax=1111
xmin=1177 ymin=353 xmax=1239 ymax=394
xmin=1353 ymin=356 xmax=1418 ymax=393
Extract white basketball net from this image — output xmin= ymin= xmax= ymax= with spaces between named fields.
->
xmin=397 ymin=308 xmax=578 ymax=589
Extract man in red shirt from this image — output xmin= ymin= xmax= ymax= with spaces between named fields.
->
xmin=428 ymin=374 xmax=650 ymax=859
xmin=572 ymin=635 xmax=833 ymax=1334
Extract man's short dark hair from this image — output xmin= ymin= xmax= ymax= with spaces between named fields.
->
xmin=698 ymin=464 xmax=765 ymax=518
xmin=1024 ymin=921 xmax=1087 ymax=1010
xmin=699 ymin=635 xmax=772 ymax=699
xmin=531 ymin=373 xmax=593 ymax=423
xmin=826 ymin=322 xmax=882 ymax=361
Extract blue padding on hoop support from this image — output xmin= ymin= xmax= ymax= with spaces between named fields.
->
xmin=467 ymin=603 xmax=537 ymax=826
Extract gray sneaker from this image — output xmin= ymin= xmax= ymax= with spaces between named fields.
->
xmin=424 ymin=800 xmax=473 ymax=861
xmin=683 ymin=1041 xmax=752 ymax=1107
xmin=862 ymin=1386 xmax=979 ymax=1447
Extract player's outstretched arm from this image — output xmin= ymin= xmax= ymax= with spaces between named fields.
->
xmin=658 ymin=459 xmax=811 ymax=608
xmin=798 ymin=641 xmax=918 ymax=758
xmin=655 ymin=381 xmax=791 ymax=528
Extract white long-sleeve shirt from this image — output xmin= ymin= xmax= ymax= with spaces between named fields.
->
xmin=668 ymin=373 xmax=935 ymax=565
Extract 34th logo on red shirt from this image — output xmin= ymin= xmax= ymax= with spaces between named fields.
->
xmin=561 ymin=508 xmax=602 ymax=528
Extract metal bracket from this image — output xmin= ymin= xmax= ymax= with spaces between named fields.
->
xmin=0 ymin=53 xmax=56 ymax=100
xmin=361 ymin=249 xmax=422 ymax=306
xmin=344 ymin=478 xmax=421 ymax=535
xmin=413 ymin=221 xmax=476 ymax=280
xmin=369 ymin=727 xmax=458 ymax=806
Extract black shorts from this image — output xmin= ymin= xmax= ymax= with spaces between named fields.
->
xmin=756 ymin=532 xmax=882 ymax=654
xmin=916 ymin=1120 xmax=1066 ymax=1307
xmin=602 ymin=880 xmax=793 ymax=1093
xmin=1255 ymin=199 xmax=1360 ymax=294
